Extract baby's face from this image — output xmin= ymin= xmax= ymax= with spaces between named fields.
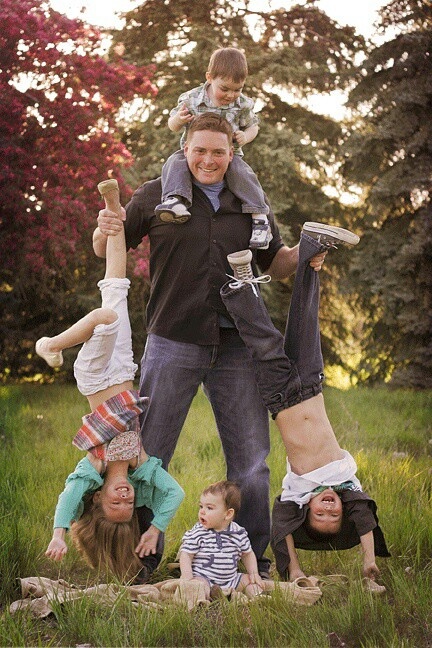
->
xmin=308 ymin=489 xmax=343 ymax=534
xmin=198 ymin=492 xmax=231 ymax=532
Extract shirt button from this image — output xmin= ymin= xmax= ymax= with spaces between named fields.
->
xmin=212 ymin=239 xmax=217 ymax=243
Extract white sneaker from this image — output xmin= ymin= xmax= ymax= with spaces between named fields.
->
xmin=155 ymin=197 xmax=191 ymax=223
xmin=302 ymin=222 xmax=360 ymax=247
xmin=227 ymin=250 xmax=254 ymax=281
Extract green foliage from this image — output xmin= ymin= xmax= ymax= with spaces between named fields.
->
xmin=0 ymin=0 xmax=154 ymax=381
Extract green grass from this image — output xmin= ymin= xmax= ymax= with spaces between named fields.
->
xmin=1 ymin=384 xmax=431 ymax=646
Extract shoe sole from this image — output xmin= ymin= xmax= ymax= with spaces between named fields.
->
xmin=303 ymin=222 xmax=360 ymax=245
xmin=227 ymin=250 xmax=253 ymax=265
xmin=157 ymin=212 xmax=190 ymax=224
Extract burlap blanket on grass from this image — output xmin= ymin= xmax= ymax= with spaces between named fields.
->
xmin=10 ymin=576 xmax=322 ymax=617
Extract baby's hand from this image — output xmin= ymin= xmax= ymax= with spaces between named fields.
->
xmin=45 ymin=537 xmax=68 ymax=561
xmin=176 ymin=103 xmax=194 ymax=126
xmin=135 ymin=525 xmax=160 ymax=557
xmin=234 ymin=130 xmax=247 ymax=147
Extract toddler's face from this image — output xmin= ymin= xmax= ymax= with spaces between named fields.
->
xmin=307 ymin=488 xmax=343 ymax=534
xmin=206 ymin=74 xmax=244 ymax=106
xmin=198 ymin=492 xmax=231 ymax=532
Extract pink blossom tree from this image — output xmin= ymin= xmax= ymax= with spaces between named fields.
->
xmin=0 ymin=0 xmax=154 ymax=379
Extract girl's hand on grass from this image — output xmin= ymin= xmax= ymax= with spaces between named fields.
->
xmin=135 ymin=525 xmax=160 ymax=557
xmin=45 ymin=537 xmax=68 ymax=561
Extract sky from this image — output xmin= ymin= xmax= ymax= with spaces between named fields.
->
xmin=49 ymin=0 xmax=390 ymax=36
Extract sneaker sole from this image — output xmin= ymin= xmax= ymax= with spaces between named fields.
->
xmin=158 ymin=212 xmax=190 ymax=224
xmin=227 ymin=250 xmax=253 ymax=265
xmin=303 ymin=222 xmax=360 ymax=245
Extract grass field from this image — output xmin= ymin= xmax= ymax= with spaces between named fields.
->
xmin=0 ymin=384 xmax=431 ymax=647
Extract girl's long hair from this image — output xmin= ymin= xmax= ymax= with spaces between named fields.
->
xmin=70 ymin=495 xmax=143 ymax=582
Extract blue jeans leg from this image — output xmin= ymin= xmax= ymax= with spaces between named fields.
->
xmin=161 ymin=150 xmax=193 ymax=206
xmin=284 ymin=233 xmax=326 ymax=389
xmin=138 ymin=331 xmax=271 ymax=565
xmin=220 ymin=283 xmax=302 ymax=415
xmin=202 ymin=329 xmax=271 ymax=564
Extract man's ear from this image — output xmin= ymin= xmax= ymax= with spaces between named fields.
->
xmin=93 ymin=490 xmax=101 ymax=502
xmin=205 ymin=71 xmax=213 ymax=83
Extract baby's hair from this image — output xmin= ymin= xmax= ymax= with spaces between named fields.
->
xmin=304 ymin=509 xmax=342 ymax=541
xmin=187 ymin=112 xmax=233 ymax=146
xmin=70 ymin=497 xmax=143 ymax=582
xmin=202 ymin=480 xmax=241 ymax=514
xmin=207 ymin=47 xmax=248 ymax=83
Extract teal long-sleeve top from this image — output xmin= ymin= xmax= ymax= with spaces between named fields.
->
xmin=53 ymin=455 xmax=184 ymax=532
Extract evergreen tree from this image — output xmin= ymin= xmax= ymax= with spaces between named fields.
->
xmin=343 ymin=0 xmax=432 ymax=387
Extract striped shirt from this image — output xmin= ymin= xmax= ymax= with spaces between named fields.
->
xmin=170 ymin=82 xmax=259 ymax=155
xmin=181 ymin=521 xmax=252 ymax=588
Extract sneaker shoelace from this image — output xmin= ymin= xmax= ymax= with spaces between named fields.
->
xmin=227 ymin=273 xmax=271 ymax=296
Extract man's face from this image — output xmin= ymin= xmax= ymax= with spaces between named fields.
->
xmin=184 ymin=129 xmax=234 ymax=185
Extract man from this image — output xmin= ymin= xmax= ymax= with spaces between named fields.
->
xmin=93 ymin=113 xmax=325 ymax=579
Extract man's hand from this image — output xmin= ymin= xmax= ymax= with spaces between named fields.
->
xmin=97 ymin=208 xmax=126 ymax=236
xmin=309 ymin=250 xmax=327 ymax=272
xmin=135 ymin=525 xmax=160 ymax=557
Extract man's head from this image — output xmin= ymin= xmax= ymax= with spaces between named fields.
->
xmin=206 ymin=48 xmax=248 ymax=106
xmin=306 ymin=488 xmax=343 ymax=537
xmin=184 ymin=113 xmax=234 ymax=185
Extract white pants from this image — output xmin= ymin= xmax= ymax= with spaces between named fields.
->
xmin=73 ymin=278 xmax=138 ymax=396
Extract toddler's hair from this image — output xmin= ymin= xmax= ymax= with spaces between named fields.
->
xmin=70 ymin=497 xmax=143 ymax=582
xmin=202 ymin=480 xmax=241 ymax=514
xmin=187 ymin=112 xmax=233 ymax=146
xmin=207 ymin=47 xmax=248 ymax=83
